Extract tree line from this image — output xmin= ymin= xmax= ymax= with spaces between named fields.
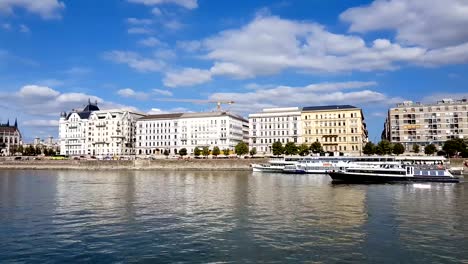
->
xmin=174 ymin=142 xmax=252 ymax=158
xmin=363 ymin=138 xmax=468 ymax=157
xmin=9 ymin=145 xmax=58 ymax=156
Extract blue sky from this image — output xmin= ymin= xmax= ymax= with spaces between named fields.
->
xmin=0 ymin=0 xmax=467 ymax=142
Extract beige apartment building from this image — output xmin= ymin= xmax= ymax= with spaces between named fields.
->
xmin=383 ymin=98 xmax=468 ymax=150
xmin=301 ymin=105 xmax=368 ymax=155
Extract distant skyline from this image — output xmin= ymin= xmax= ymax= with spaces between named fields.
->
xmin=1 ymin=0 xmax=467 ymax=141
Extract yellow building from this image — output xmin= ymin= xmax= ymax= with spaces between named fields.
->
xmin=301 ymin=105 xmax=368 ymax=155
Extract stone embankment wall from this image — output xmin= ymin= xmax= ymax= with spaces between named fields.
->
xmin=0 ymin=159 xmax=268 ymax=171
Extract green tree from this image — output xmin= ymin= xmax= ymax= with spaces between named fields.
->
xmin=377 ymin=140 xmax=393 ymax=155
xmin=194 ymin=147 xmax=201 ymax=157
xmin=249 ymin=147 xmax=257 ymax=157
xmin=363 ymin=142 xmax=376 ymax=155
xmin=272 ymin=141 xmax=284 ymax=156
xmin=413 ymin=144 xmax=420 ymax=154
xmin=179 ymin=148 xmax=187 ymax=157
xmin=202 ymin=146 xmax=210 ymax=157
xmin=235 ymin=142 xmax=249 ymax=156
xmin=9 ymin=146 xmax=17 ymax=156
xmin=35 ymin=146 xmax=42 ymax=155
xmin=461 ymin=148 xmax=468 ymax=158
xmin=163 ymin=149 xmax=170 ymax=158
xmin=298 ymin=143 xmax=310 ymax=156
xmin=309 ymin=141 xmax=323 ymax=153
xmin=392 ymin=143 xmax=405 ymax=155
xmin=424 ymin=144 xmax=437 ymax=155
xmin=443 ymin=138 xmax=467 ymax=157
xmin=17 ymin=145 xmax=24 ymax=154
xmin=223 ymin=148 xmax=230 ymax=156
xmin=212 ymin=146 xmax=221 ymax=157
xmin=284 ymin=142 xmax=298 ymax=155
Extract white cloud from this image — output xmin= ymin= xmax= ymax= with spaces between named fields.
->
xmin=170 ymin=14 xmax=468 ymax=86
xmin=164 ymin=20 xmax=183 ymax=30
xmin=139 ymin=37 xmax=161 ymax=47
xmin=205 ymin=81 xmax=402 ymax=114
xmin=127 ymin=27 xmax=153 ymax=35
xmin=152 ymin=7 xmax=162 ymax=15
xmin=340 ymin=0 xmax=468 ymax=49
xmin=153 ymin=88 xmax=173 ymax=96
xmin=2 ymin=23 xmax=12 ymax=30
xmin=153 ymin=49 xmax=176 ymax=60
xmin=103 ymin=50 xmax=164 ymax=72
xmin=19 ymin=24 xmax=30 ymax=33
xmin=18 ymin=85 xmax=60 ymax=98
xmin=0 ymin=85 xmax=141 ymax=140
xmin=128 ymin=0 xmax=198 ymax=9
xmin=176 ymin=40 xmax=202 ymax=52
xmin=127 ymin=17 xmax=153 ymax=25
xmin=23 ymin=120 xmax=59 ymax=127
xmin=163 ymin=68 xmax=212 ymax=87
xmin=0 ymin=0 xmax=65 ymax=19
xmin=147 ymin=107 xmax=190 ymax=114
xmin=117 ymin=88 xmax=172 ymax=99
xmin=117 ymin=88 xmax=149 ymax=100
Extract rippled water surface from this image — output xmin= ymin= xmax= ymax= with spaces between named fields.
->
xmin=1 ymin=170 xmax=467 ymax=263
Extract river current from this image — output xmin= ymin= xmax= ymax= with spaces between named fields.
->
xmin=0 ymin=170 xmax=467 ymax=263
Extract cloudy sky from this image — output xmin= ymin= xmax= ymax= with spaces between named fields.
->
xmin=1 ymin=0 xmax=467 ymax=141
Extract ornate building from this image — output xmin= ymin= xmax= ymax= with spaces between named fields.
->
xmin=0 ymin=118 xmax=22 ymax=156
xmin=59 ymin=100 xmax=145 ymax=156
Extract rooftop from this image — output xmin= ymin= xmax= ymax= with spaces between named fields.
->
xmin=302 ymin=105 xmax=358 ymax=111
xmin=139 ymin=111 xmax=247 ymax=122
xmin=394 ymin=98 xmax=468 ymax=108
xmin=0 ymin=126 xmax=20 ymax=133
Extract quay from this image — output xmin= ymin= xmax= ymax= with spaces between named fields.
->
xmin=0 ymin=158 xmax=268 ymax=171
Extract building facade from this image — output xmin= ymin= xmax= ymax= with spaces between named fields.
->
xmin=301 ymin=105 xmax=368 ymax=155
xmin=248 ymin=107 xmax=302 ymax=154
xmin=0 ymin=119 xmax=22 ymax=156
xmin=136 ymin=112 xmax=248 ymax=156
xmin=59 ymin=101 xmax=100 ymax=156
xmin=59 ymin=101 xmax=145 ymax=156
xmin=383 ymin=98 xmax=468 ymax=150
xmin=87 ymin=109 xmax=145 ymax=156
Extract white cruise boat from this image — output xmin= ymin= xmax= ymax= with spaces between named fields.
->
xmin=282 ymin=156 xmax=401 ymax=174
xmin=251 ymin=157 xmax=300 ymax=173
xmin=329 ymin=163 xmax=461 ymax=183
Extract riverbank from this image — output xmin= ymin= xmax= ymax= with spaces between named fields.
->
xmin=0 ymin=158 xmax=268 ymax=171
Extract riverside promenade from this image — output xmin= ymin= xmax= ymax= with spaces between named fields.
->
xmin=0 ymin=158 xmax=268 ymax=171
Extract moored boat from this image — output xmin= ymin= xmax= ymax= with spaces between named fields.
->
xmin=329 ymin=164 xmax=461 ymax=183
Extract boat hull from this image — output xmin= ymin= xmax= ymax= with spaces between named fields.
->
xmin=329 ymin=172 xmax=461 ymax=183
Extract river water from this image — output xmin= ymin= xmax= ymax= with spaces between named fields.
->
xmin=0 ymin=170 xmax=467 ymax=263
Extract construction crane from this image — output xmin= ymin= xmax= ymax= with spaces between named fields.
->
xmin=153 ymin=98 xmax=235 ymax=111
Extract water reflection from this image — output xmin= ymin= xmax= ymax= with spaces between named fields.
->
xmin=0 ymin=170 xmax=467 ymax=263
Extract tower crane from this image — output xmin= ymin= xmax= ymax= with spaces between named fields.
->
xmin=153 ymin=98 xmax=235 ymax=111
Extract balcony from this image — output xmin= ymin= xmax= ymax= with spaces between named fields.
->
xmin=96 ymin=124 xmax=106 ymax=128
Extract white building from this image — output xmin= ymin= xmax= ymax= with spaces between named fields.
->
xmin=59 ymin=101 xmax=145 ymax=156
xmin=136 ymin=111 xmax=249 ymax=156
xmin=249 ymin=107 xmax=302 ymax=154
xmin=59 ymin=101 xmax=99 ymax=156
xmin=87 ymin=109 xmax=145 ymax=156
xmin=0 ymin=119 xmax=22 ymax=156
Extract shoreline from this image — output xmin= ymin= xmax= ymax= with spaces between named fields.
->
xmin=0 ymin=159 xmax=268 ymax=171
